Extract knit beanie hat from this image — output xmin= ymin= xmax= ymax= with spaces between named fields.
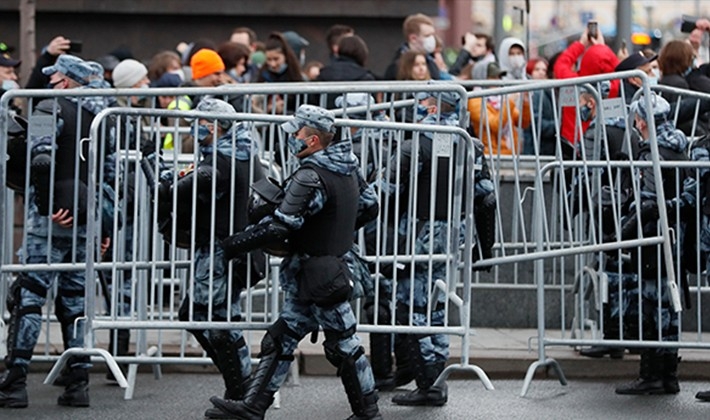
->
xmin=190 ymin=49 xmax=225 ymax=80
xmin=112 ymin=59 xmax=148 ymax=88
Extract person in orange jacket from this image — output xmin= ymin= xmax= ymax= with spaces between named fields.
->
xmin=468 ymin=61 xmax=531 ymax=156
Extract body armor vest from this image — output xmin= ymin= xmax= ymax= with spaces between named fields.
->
xmin=290 ymin=164 xmax=359 ymax=256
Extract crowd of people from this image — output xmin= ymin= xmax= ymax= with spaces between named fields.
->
xmin=2 ymin=10 xmax=710 ymax=420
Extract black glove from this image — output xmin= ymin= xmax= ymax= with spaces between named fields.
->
xmin=221 ymin=226 xmax=255 ymax=261
xmin=619 ymin=200 xmax=659 ymax=240
xmin=30 ymin=153 xmax=52 ymax=215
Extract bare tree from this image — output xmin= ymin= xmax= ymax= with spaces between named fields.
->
xmin=19 ymin=0 xmax=36 ymax=85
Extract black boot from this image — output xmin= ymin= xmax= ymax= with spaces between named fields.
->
xmin=696 ymin=389 xmax=710 ymax=401
xmin=206 ymin=382 xmax=275 ymax=420
xmin=212 ymin=334 xmax=249 ymax=401
xmin=52 ymin=365 xmax=72 ymax=387
xmin=106 ymin=329 xmax=130 ymax=382
xmin=393 ymin=334 xmax=415 ymax=386
xmin=579 ymin=304 xmax=624 ymax=359
xmin=345 ymin=391 xmax=382 ymax=420
xmin=57 ymin=358 xmax=90 ymax=407
xmin=0 ymin=365 xmax=28 ymax=408
xmin=661 ymin=353 xmax=680 ymax=394
xmin=334 ymin=346 xmax=382 ymax=420
xmin=370 ymin=332 xmax=394 ymax=391
xmin=365 ymin=299 xmax=395 ymax=392
xmin=579 ymin=346 xmax=624 ymax=359
xmin=392 ymin=361 xmax=447 ymax=406
xmin=206 ymin=321 xmax=292 ymax=420
xmin=615 ymin=350 xmax=664 ymax=395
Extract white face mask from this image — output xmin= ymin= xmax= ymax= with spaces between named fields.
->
xmin=651 ymin=68 xmax=660 ymax=79
xmin=2 ymin=80 xmax=19 ymax=91
xmin=422 ymin=35 xmax=436 ymax=54
xmin=509 ymin=55 xmax=526 ymax=69
xmin=169 ymin=68 xmax=185 ymax=82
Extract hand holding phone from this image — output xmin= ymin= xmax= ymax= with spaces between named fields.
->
xmin=587 ymin=21 xmax=598 ymax=41
xmin=462 ymin=32 xmax=477 ymax=53
xmin=67 ymin=40 xmax=83 ymax=53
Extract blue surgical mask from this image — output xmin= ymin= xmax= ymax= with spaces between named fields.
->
xmin=2 ymin=80 xmax=19 ymax=91
xmin=197 ymin=124 xmax=211 ymax=143
xmin=683 ymin=66 xmax=693 ymax=77
xmin=415 ymin=104 xmax=429 ymax=122
xmin=579 ymin=104 xmax=593 ymax=122
xmin=287 ymin=135 xmax=308 ymax=155
xmin=274 ymin=63 xmax=287 ymax=75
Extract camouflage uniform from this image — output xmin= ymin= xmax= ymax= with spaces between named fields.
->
xmin=382 ymin=92 xmax=494 ymax=406
xmin=208 ymin=105 xmax=381 ymax=420
xmin=615 ymin=94 xmax=686 ymax=395
xmin=173 ymin=99 xmax=263 ymax=401
xmin=1 ymin=55 xmax=116 ymax=408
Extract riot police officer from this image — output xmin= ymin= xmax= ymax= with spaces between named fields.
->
xmin=382 ymin=90 xmax=495 ymax=406
xmin=206 ymin=104 xmax=381 ymax=420
xmin=0 ymin=54 xmax=116 ymax=408
xmin=163 ymin=98 xmax=265 ymax=406
xmin=614 ymin=93 xmax=688 ymax=395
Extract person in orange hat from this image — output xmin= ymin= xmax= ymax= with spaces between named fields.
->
xmin=190 ymin=48 xmax=226 ymax=87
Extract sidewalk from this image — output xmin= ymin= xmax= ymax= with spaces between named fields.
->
xmin=28 ymin=324 xmax=710 ymax=380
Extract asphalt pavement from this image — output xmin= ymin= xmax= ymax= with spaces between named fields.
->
xmin=7 ymin=373 xmax=710 ymax=419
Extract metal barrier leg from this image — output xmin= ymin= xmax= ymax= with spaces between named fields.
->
xmin=150 ymin=346 xmax=162 ymax=380
xmin=434 ymin=363 xmax=494 ymax=391
xmin=44 ymin=347 xmax=128 ymax=388
xmin=124 ymin=362 xmax=138 ymax=400
xmin=520 ymin=357 xmax=568 ymax=397
xmin=273 ymin=390 xmax=281 ymax=409
xmin=287 ymin=353 xmax=300 ymax=386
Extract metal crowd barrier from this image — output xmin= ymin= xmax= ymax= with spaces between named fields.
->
xmin=0 ymin=82 xmax=489 ymax=401
xmin=2 ymin=75 xmax=694 ymax=403
xmin=493 ymin=72 xmax=689 ymax=396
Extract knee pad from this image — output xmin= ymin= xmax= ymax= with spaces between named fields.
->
xmin=261 ymin=318 xmax=298 ymax=360
xmin=7 ymin=275 xmax=44 ymax=362
xmin=323 ymin=327 xmax=356 ymax=368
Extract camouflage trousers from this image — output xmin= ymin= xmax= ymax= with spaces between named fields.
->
xmin=180 ymin=245 xmax=249 ymax=375
xmin=394 ymin=219 xmax=454 ymax=365
xmin=606 ymin=270 xmax=678 ymax=354
xmin=263 ymin=294 xmax=376 ymax=395
xmin=12 ymin=230 xmax=89 ymax=368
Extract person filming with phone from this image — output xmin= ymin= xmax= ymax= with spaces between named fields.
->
xmin=25 ymin=36 xmax=83 ymax=90
xmin=553 ymin=21 xmax=621 ymax=154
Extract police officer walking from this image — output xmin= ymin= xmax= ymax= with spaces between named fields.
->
xmin=206 ymin=104 xmax=382 ymax=420
xmin=382 ymin=89 xmax=495 ymax=406
xmin=0 ymin=54 xmax=116 ymax=408
xmin=614 ymin=93 xmax=688 ymax=395
xmin=161 ymin=98 xmax=265 ymax=408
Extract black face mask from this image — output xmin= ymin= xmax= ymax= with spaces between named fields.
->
xmin=47 ymin=80 xmax=62 ymax=89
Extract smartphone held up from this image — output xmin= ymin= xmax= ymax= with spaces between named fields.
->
xmin=587 ymin=21 xmax=598 ymax=41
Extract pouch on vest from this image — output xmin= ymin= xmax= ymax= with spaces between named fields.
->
xmin=297 ymin=255 xmax=352 ymax=307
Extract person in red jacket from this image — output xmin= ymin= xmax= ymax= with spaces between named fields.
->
xmin=554 ymin=26 xmax=620 ymax=154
